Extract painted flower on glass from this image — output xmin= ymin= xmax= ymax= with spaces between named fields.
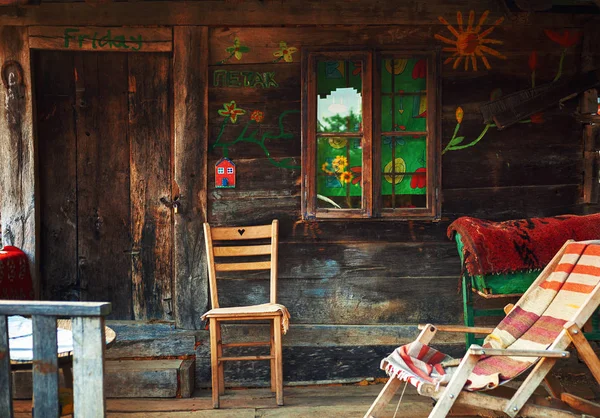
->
xmin=412 ymin=59 xmax=427 ymax=79
xmin=339 ymin=171 xmax=353 ymax=184
xmin=273 ymin=41 xmax=298 ymax=63
xmin=332 ymin=155 xmax=348 ymax=172
xmin=410 ymin=167 xmax=427 ymax=189
xmin=350 ymin=166 xmax=362 ymax=185
xmin=352 ymin=61 xmax=363 ymax=76
xmin=250 ymin=110 xmax=264 ymax=123
xmin=218 ymin=101 xmax=246 ymax=123
xmin=383 ymin=137 xmax=406 ymax=149
xmin=544 ymin=30 xmax=581 ymax=48
xmin=321 ymin=162 xmax=334 ymax=175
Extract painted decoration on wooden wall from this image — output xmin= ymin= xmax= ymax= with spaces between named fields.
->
xmin=544 ymin=30 xmax=581 ymax=82
xmin=435 ymin=10 xmax=505 ymax=71
xmin=212 ymin=102 xmax=300 ymax=170
xmin=443 ymin=90 xmax=543 ymax=155
xmin=215 ymin=158 xmax=236 ymax=189
xmin=213 ymin=70 xmax=278 ymax=88
xmin=218 ymin=37 xmax=250 ymax=65
xmin=273 ymin=42 xmax=298 ymax=63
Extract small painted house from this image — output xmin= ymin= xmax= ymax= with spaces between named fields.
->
xmin=215 ymin=157 xmax=236 ymax=188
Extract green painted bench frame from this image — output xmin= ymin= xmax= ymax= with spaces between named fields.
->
xmin=455 ymin=233 xmax=600 ymax=348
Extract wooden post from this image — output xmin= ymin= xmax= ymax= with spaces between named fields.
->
xmin=173 ymin=26 xmax=209 ymax=330
xmin=72 ymin=316 xmax=106 ymax=418
xmin=32 ymin=315 xmax=59 ymax=418
xmin=0 ymin=26 xmax=37 ymax=297
xmin=0 ymin=315 xmax=13 ymax=417
xmin=581 ymin=18 xmax=600 ymax=204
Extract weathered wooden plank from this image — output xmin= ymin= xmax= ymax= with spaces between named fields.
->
xmin=218 ymin=276 xmax=462 ymax=325
xmin=173 ymin=26 xmax=209 ymax=330
xmin=0 ymin=301 xmax=111 ymax=317
xmin=105 ymin=334 xmax=197 ymax=359
xmin=34 ymin=50 xmax=78 ymax=302
xmin=29 ymin=26 xmax=172 ymax=52
xmin=0 ymin=1 xmax=584 ymax=27
xmin=216 ymin=324 xmax=464 ymax=347
xmin=0 ymin=315 xmax=13 ymax=416
xmin=443 ymin=184 xmax=582 ymax=220
xmin=581 ymin=18 xmax=600 ymax=204
xmin=105 ymin=360 xmax=181 ymax=398
xmin=179 ymin=359 xmax=195 ymax=398
xmin=128 ymin=52 xmax=173 ymax=321
xmin=32 ymin=315 xmax=59 ymax=418
xmin=72 ymin=316 xmax=106 ymax=417
xmin=0 ymin=26 xmax=37 ymax=296
xmin=75 ymin=52 xmax=132 ymax=320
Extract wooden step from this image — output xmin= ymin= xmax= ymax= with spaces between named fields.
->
xmin=12 ymin=358 xmax=195 ymax=399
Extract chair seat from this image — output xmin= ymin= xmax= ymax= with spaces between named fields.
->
xmin=202 ymin=303 xmax=290 ymax=334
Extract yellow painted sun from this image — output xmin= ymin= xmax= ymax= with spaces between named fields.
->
xmin=434 ymin=10 xmax=506 ymax=71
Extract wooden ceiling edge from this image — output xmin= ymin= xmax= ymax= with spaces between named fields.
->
xmin=0 ymin=1 xmax=592 ymax=27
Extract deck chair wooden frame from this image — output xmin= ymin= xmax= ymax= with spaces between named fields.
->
xmin=365 ymin=240 xmax=600 ymax=418
xmin=203 ymin=220 xmax=284 ymax=409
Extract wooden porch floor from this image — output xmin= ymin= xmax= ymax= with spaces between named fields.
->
xmin=12 ymin=384 xmax=470 ymax=417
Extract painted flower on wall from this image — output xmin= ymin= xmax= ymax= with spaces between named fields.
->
xmin=435 ymin=10 xmax=506 ymax=71
xmin=219 ymin=37 xmax=250 ymax=64
xmin=544 ymin=30 xmax=581 ymax=48
xmin=250 ymin=110 xmax=264 ymax=123
xmin=218 ymin=101 xmax=246 ymax=123
xmin=412 ymin=59 xmax=427 ymax=79
xmin=273 ymin=41 xmax=298 ymax=63
xmin=455 ymin=106 xmax=464 ymax=124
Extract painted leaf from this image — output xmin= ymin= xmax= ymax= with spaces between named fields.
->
xmin=449 ymin=136 xmax=465 ymax=146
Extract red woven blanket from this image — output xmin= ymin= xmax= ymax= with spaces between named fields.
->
xmin=447 ymin=214 xmax=600 ymax=276
xmin=0 ymin=246 xmax=34 ymax=300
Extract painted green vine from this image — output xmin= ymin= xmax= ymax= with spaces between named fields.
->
xmin=211 ymin=101 xmax=300 ymax=170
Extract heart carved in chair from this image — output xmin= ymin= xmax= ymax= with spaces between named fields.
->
xmin=237 ymin=229 xmax=245 ymax=236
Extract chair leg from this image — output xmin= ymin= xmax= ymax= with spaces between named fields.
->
xmin=274 ymin=315 xmax=284 ymax=406
xmin=270 ymin=321 xmax=276 ymax=393
xmin=209 ymin=318 xmax=220 ymax=409
xmin=363 ymin=377 xmax=402 ymax=418
xmin=216 ymin=320 xmax=225 ymax=395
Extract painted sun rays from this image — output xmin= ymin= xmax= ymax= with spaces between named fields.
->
xmin=435 ymin=10 xmax=506 ymax=71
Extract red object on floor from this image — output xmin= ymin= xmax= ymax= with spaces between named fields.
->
xmin=447 ymin=213 xmax=600 ymax=276
xmin=0 ymin=246 xmax=34 ymax=300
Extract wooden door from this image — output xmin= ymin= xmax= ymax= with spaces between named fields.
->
xmin=35 ymin=50 xmax=173 ymax=321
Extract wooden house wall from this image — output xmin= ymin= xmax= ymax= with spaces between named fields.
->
xmin=0 ymin=0 xmax=597 ymax=386
xmin=204 ymin=21 xmax=588 ymax=384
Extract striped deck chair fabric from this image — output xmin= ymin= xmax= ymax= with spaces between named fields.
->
xmin=382 ymin=241 xmax=600 ymax=392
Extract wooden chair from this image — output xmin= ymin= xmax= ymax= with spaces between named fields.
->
xmin=202 ymin=220 xmax=289 ymax=409
xmin=364 ymin=240 xmax=600 ymax=418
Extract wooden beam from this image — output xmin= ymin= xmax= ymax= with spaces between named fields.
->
xmin=0 ymin=1 xmax=588 ymax=27
xmin=561 ymin=393 xmax=600 ymax=417
xmin=581 ymin=18 xmax=600 ymax=204
xmin=0 ymin=26 xmax=37 ymax=297
xmin=28 ymin=26 xmax=172 ymax=52
xmin=564 ymin=322 xmax=600 ymax=384
xmin=173 ymin=26 xmax=209 ymax=330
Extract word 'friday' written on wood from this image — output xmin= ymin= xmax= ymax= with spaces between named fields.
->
xmin=213 ymin=70 xmax=279 ymax=88
xmin=64 ymin=28 xmax=143 ymax=51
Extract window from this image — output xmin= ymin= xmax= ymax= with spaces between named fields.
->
xmin=301 ymin=49 xmax=440 ymax=220
xmin=227 ymin=167 xmax=234 ymax=174
xmin=218 ymin=167 xmax=225 ymax=174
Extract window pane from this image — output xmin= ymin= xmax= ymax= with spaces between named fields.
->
xmin=381 ymin=58 xmax=426 ymax=94
xmin=317 ymin=60 xmax=362 ymax=133
xmin=317 ymin=136 xmax=362 ymax=209
xmin=381 ymin=136 xmax=427 ymax=209
xmin=381 ymin=95 xmax=427 ymax=133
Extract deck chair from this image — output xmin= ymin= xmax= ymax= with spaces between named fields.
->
xmin=201 ymin=220 xmax=290 ymax=409
xmin=365 ymin=240 xmax=600 ymax=418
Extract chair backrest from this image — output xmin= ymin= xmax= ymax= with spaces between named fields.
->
xmin=466 ymin=240 xmax=600 ymax=390
xmin=203 ymin=220 xmax=279 ymax=309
